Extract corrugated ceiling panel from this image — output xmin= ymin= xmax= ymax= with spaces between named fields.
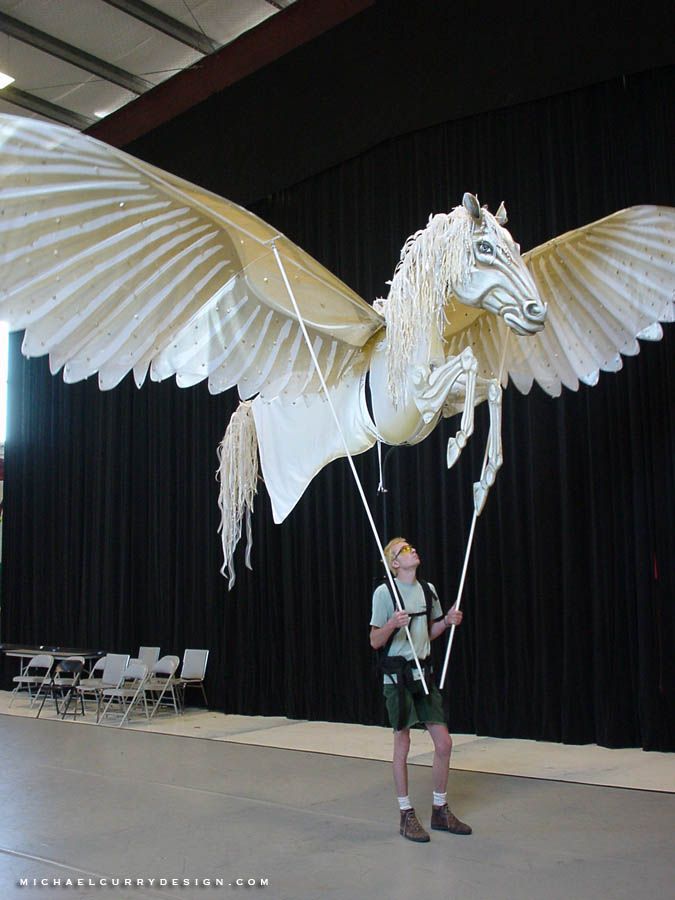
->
xmin=0 ymin=0 xmax=202 ymax=84
xmin=149 ymin=0 xmax=276 ymax=45
xmin=0 ymin=35 xmax=134 ymax=117
xmin=0 ymin=0 xmax=299 ymax=125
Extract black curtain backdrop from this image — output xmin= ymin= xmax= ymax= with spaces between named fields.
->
xmin=2 ymin=68 xmax=674 ymax=750
xmin=122 ymin=0 xmax=675 ymax=206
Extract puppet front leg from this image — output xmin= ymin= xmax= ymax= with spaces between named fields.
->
xmin=445 ymin=349 xmax=478 ymax=468
xmin=410 ymin=348 xmax=478 ymax=469
xmin=472 ymin=378 xmax=503 ymax=515
xmin=411 ymin=348 xmax=477 ymax=431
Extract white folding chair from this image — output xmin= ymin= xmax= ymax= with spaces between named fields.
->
xmin=10 ymin=654 xmax=54 ymax=707
xmin=77 ymin=653 xmax=130 ymax=716
xmin=83 ymin=656 xmax=107 ymax=679
xmin=98 ymin=661 xmax=149 ymax=727
xmin=144 ymin=655 xmax=181 ymax=717
xmin=137 ymin=646 xmax=161 ymax=668
xmin=175 ymin=649 xmax=209 ymax=710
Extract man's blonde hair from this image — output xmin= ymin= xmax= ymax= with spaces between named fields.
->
xmin=384 ymin=536 xmax=408 ymax=574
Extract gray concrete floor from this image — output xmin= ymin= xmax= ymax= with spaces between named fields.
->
xmin=1 ymin=714 xmax=673 ymax=900
xmin=4 ymin=689 xmax=672 ymax=793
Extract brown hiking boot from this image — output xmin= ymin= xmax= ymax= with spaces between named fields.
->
xmin=400 ymin=808 xmax=430 ymax=842
xmin=430 ymin=803 xmax=472 ymax=835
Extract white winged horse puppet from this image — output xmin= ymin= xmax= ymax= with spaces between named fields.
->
xmin=0 ymin=115 xmax=673 ymax=587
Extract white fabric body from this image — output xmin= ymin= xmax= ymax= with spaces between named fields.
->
xmin=251 ymin=363 xmax=377 ymax=523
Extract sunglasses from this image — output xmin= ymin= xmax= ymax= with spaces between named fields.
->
xmin=392 ymin=544 xmax=415 ymax=561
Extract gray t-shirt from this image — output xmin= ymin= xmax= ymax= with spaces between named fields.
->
xmin=370 ymin=580 xmax=443 ymax=683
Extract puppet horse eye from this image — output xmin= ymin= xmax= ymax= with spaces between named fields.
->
xmin=477 ymin=240 xmax=494 ymax=256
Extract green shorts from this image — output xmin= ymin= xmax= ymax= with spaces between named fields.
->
xmin=383 ymin=681 xmax=446 ymax=731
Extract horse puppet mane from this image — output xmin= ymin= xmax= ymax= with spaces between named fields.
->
xmin=383 ymin=205 xmax=502 ymax=406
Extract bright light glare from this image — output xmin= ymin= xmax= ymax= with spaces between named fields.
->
xmin=0 ymin=321 xmax=8 ymax=444
xmin=0 ymin=72 xmax=15 ymax=90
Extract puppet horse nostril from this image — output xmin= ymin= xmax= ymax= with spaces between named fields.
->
xmin=524 ymin=299 xmax=547 ymax=322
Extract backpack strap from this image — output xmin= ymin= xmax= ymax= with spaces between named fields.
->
xmin=376 ymin=579 xmax=436 ymax=666
xmin=379 ymin=577 xmax=404 ymax=659
xmin=418 ymin=579 xmax=437 ymax=628
xmin=379 ymin=578 xmax=436 ymax=657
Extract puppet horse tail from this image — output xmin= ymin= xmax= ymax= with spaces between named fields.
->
xmin=216 ymin=400 xmax=259 ymax=590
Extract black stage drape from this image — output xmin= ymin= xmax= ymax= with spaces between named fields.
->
xmin=2 ymin=67 xmax=674 ymax=750
xmin=120 ymin=0 xmax=675 ymax=206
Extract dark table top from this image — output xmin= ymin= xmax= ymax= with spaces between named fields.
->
xmin=0 ymin=643 xmax=105 ymax=659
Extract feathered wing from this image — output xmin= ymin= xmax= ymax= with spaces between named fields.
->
xmin=0 ymin=115 xmax=384 ymax=399
xmin=443 ymin=206 xmax=674 ymax=396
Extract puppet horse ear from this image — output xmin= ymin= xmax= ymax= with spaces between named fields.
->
xmin=495 ymin=201 xmax=508 ymax=225
xmin=462 ymin=192 xmax=482 ymax=222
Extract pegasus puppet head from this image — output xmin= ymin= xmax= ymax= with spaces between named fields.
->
xmin=453 ymin=192 xmax=547 ymax=336
xmin=383 ymin=193 xmax=547 ymax=404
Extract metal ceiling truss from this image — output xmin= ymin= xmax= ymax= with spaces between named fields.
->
xmin=0 ymin=12 xmax=153 ymax=93
xmin=0 ymin=84 xmax=94 ymax=130
xmin=0 ymin=2 xmax=217 ymax=127
xmin=100 ymin=0 xmax=218 ymax=55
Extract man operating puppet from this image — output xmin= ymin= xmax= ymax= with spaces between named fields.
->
xmin=370 ymin=538 xmax=471 ymax=843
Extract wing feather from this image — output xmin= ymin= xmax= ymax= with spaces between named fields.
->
xmin=446 ymin=206 xmax=673 ymax=397
xmin=0 ymin=115 xmax=383 ymax=397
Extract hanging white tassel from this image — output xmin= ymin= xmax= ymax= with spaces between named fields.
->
xmin=216 ymin=400 xmax=259 ymax=590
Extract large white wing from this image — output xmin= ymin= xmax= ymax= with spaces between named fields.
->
xmin=444 ymin=206 xmax=674 ymax=396
xmin=0 ymin=115 xmax=383 ymax=399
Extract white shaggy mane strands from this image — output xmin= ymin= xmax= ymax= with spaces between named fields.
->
xmin=383 ymin=206 xmax=485 ymax=405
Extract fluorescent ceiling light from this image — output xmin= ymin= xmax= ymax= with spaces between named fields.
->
xmin=0 ymin=72 xmax=15 ymax=90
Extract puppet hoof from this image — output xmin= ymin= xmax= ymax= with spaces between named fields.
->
xmin=447 ymin=433 xmax=466 ymax=468
xmin=447 ymin=438 xmax=460 ymax=468
xmin=473 ymin=481 xmax=488 ymax=515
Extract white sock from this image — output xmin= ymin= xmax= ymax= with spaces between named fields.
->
xmin=433 ymin=791 xmax=447 ymax=807
xmin=398 ymin=796 xmax=412 ymax=811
